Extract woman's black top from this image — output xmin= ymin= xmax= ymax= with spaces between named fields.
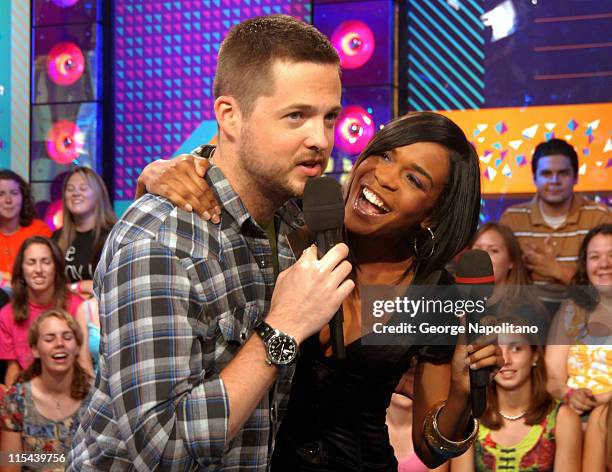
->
xmin=271 ymin=270 xmax=457 ymax=472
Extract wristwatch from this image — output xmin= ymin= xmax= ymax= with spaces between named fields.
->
xmin=254 ymin=321 xmax=298 ymax=366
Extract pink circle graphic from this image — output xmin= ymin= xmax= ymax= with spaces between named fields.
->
xmin=46 ymin=120 xmax=84 ymax=164
xmin=331 ymin=20 xmax=375 ymax=69
xmin=44 ymin=199 xmax=64 ymax=231
xmin=334 ymin=105 xmax=375 ymax=155
xmin=46 ymin=42 xmax=85 ymax=86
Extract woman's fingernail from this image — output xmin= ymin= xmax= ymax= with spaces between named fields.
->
xmin=185 ymin=204 xmax=193 ymax=212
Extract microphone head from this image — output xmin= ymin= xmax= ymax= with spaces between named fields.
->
xmin=456 ymin=249 xmax=495 ymax=299
xmin=302 ymin=176 xmax=345 ymax=232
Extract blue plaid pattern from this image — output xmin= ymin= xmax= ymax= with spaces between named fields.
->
xmin=67 ymin=165 xmax=302 ymax=471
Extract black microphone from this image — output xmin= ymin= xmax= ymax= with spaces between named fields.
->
xmin=302 ymin=176 xmax=346 ymax=360
xmin=456 ymin=249 xmax=495 ymax=418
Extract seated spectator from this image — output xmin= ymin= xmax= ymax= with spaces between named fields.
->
xmin=75 ymin=298 xmax=99 ymax=376
xmin=450 ymin=324 xmax=582 ymax=472
xmin=386 ymin=369 xmax=447 ymax=472
xmin=470 ymin=222 xmax=549 ymax=338
xmin=0 ymin=309 xmax=91 ymax=471
xmin=583 ymin=400 xmax=612 ymax=471
xmin=0 ymin=237 xmax=82 ymax=385
xmin=499 ymin=139 xmax=612 ymax=316
xmin=545 ymin=224 xmax=612 ymax=415
xmin=53 ymin=167 xmax=116 ymax=298
xmin=0 ymin=170 xmax=52 ymax=285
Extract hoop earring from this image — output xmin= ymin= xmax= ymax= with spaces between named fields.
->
xmin=413 ymin=227 xmax=435 ymax=259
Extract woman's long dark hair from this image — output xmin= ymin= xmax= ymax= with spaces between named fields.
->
xmin=343 ymin=112 xmax=481 ymax=279
xmin=11 ymin=236 xmax=69 ymax=323
xmin=481 ymin=319 xmax=554 ymax=429
xmin=0 ymin=169 xmax=36 ymax=227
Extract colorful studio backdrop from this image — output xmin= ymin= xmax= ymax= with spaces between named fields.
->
xmin=10 ymin=0 xmax=612 ymax=221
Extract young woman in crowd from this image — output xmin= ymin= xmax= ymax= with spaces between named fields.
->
xmin=450 ymin=325 xmax=581 ymax=472
xmin=53 ymin=167 xmax=116 ymax=297
xmin=0 ymin=170 xmax=51 ymax=283
xmin=0 ymin=237 xmax=82 ymax=385
xmin=545 ymin=224 xmax=612 ymax=415
xmin=583 ymin=399 xmax=612 ymax=471
xmin=0 ymin=309 xmax=91 ymax=471
xmin=137 ymin=112 xmax=504 ymax=470
xmin=470 ymin=222 xmax=548 ymax=338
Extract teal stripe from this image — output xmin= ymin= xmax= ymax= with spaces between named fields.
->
xmin=440 ymin=0 xmax=485 ymax=33
xmin=409 ymin=38 xmax=482 ymax=106
xmin=409 ymin=25 xmax=484 ymax=95
xmin=408 ymin=62 xmax=452 ymax=110
xmin=411 ymin=3 xmax=484 ymax=74
xmin=421 ymin=1 xmax=484 ymax=59
xmin=409 ymin=54 xmax=465 ymax=109
xmin=465 ymin=0 xmax=484 ymax=16
xmin=408 ymin=97 xmax=425 ymax=111
xmin=408 ymin=82 xmax=438 ymax=111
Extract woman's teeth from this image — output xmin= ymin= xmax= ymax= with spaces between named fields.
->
xmin=362 ymin=187 xmax=390 ymax=213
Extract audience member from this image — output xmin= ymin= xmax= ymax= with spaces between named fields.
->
xmin=0 ymin=309 xmax=91 ymax=471
xmin=451 ymin=325 xmax=582 ymax=472
xmin=470 ymin=222 xmax=549 ymax=337
xmin=386 ymin=368 xmax=448 ymax=472
xmin=0 ymin=170 xmax=51 ymax=283
xmin=0 ymin=237 xmax=82 ymax=385
xmin=53 ymin=167 xmax=116 ymax=297
xmin=74 ymin=298 xmax=99 ymax=376
xmin=500 ymin=139 xmax=612 ymax=314
xmin=545 ymin=223 xmax=612 ymax=415
xmin=583 ymin=400 xmax=612 ymax=471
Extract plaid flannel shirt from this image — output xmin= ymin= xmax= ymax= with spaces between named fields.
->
xmin=67 ymin=165 xmax=302 ymax=471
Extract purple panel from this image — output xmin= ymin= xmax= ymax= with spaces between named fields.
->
xmin=314 ymin=0 xmax=393 ymax=87
xmin=112 ymin=1 xmax=312 ymax=201
xmin=34 ymin=0 xmax=99 ymax=27
xmin=32 ymin=23 xmax=101 ymax=104
xmin=327 ymin=85 xmax=393 ymax=177
xmin=30 ymin=102 xmax=101 ymax=182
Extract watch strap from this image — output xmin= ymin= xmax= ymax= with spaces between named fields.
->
xmin=254 ymin=321 xmax=275 ymax=342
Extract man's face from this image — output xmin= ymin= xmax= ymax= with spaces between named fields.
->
xmin=236 ymin=60 xmax=342 ymax=201
xmin=533 ymin=154 xmax=577 ymax=206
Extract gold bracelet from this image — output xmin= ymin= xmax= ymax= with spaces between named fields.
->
xmin=423 ymin=401 xmax=479 ymax=459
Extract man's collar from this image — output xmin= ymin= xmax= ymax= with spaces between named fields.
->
xmin=206 ymin=165 xmax=304 ymax=234
xmin=530 ymin=193 xmax=584 ymax=226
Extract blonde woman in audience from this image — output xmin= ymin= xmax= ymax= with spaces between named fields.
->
xmin=583 ymin=399 xmax=612 ymax=471
xmin=0 ymin=237 xmax=82 ymax=385
xmin=545 ymin=224 xmax=612 ymax=415
xmin=0 ymin=309 xmax=91 ymax=471
xmin=451 ymin=325 xmax=581 ymax=472
xmin=53 ymin=167 xmax=116 ymax=297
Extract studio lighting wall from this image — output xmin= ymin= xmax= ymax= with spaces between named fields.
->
xmin=30 ymin=0 xmax=103 ymax=229
xmin=314 ymin=0 xmax=396 ymax=183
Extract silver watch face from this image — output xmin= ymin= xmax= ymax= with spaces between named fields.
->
xmin=267 ymin=333 xmax=297 ymax=365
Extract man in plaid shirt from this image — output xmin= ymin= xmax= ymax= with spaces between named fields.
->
xmin=68 ymin=15 xmax=353 ymax=471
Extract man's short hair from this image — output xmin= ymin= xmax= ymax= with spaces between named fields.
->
xmin=531 ymin=138 xmax=578 ymax=176
xmin=213 ymin=15 xmax=340 ymax=117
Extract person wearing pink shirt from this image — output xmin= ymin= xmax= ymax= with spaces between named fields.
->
xmin=0 ymin=236 xmax=82 ymax=385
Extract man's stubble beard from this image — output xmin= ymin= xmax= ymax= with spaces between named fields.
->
xmin=237 ymin=126 xmax=304 ymax=202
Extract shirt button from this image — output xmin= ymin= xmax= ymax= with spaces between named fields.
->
xmin=240 ymin=328 xmax=248 ymax=342
xmin=260 ymin=259 xmax=266 ymax=267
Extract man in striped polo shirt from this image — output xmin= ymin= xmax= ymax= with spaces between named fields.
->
xmin=500 ymin=138 xmax=612 ymax=314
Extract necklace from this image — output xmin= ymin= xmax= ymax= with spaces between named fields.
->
xmin=498 ymin=410 xmax=527 ymax=421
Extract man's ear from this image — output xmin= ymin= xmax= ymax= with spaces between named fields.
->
xmin=214 ymin=95 xmax=241 ymax=141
